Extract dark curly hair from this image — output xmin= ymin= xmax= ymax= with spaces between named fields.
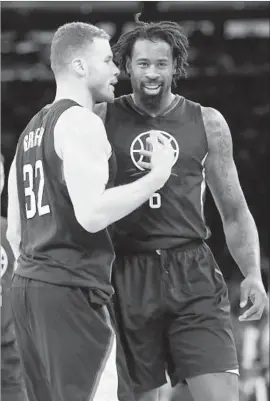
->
xmin=113 ymin=16 xmax=189 ymax=85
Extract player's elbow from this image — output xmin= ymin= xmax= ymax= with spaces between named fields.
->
xmin=6 ymin=229 xmax=13 ymax=246
xmin=6 ymin=225 xmax=17 ymax=245
xmin=6 ymin=225 xmax=20 ymax=258
xmin=84 ymin=219 xmax=107 ymax=234
xmin=221 ymin=199 xmax=250 ymax=226
xmin=75 ymin=211 xmax=108 ymax=233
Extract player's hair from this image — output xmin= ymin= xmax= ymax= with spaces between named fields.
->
xmin=113 ymin=17 xmax=189 ymax=85
xmin=50 ymin=22 xmax=109 ymax=75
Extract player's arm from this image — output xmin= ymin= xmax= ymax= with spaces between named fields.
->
xmin=202 ymin=107 xmax=267 ymax=319
xmin=6 ymin=155 xmax=21 ymax=264
xmin=55 ymin=107 xmax=169 ymax=234
xmin=202 ymin=107 xmax=260 ymax=277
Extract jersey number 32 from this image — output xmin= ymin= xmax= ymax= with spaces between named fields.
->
xmin=23 ymin=160 xmax=50 ymax=219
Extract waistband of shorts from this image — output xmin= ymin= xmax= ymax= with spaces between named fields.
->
xmin=116 ymin=239 xmax=205 ymax=256
xmin=163 ymin=239 xmax=204 ymax=253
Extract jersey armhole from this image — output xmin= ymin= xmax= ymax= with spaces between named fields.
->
xmin=198 ymin=105 xmax=209 ymax=157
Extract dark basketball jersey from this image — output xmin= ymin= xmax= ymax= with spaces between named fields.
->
xmin=1 ymin=217 xmax=14 ymax=286
xmin=1 ymin=216 xmax=27 ymax=400
xmin=1 ymin=216 xmax=15 ymax=330
xmin=104 ymin=94 xmax=211 ymax=251
xmin=15 ymin=99 xmax=116 ymax=297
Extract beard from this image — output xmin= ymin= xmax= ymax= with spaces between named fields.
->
xmin=138 ymin=84 xmax=165 ymax=111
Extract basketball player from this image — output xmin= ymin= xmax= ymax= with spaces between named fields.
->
xmin=94 ymin=20 xmax=268 ymax=401
xmin=6 ymin=22 xmax=176 ymax=401
xmin=1 ymin=154 xmax=28 ymax=401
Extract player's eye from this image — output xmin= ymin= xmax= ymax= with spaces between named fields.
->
xmin=139 ymin=62 xmax=148 ymax=67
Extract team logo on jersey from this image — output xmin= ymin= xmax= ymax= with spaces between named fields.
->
xmin=1 ymin=246 xmax=8 ymax=278
xmin=130 ymin=130 xmax=179 ymax=171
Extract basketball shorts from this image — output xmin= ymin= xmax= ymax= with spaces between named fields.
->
xmin=11 ymin=275 xmax=135 ymax=401
xmin=112 ymin=240 xmax=239 ymax=393
xmin=1 ymin=278 xmax=28 ymax=401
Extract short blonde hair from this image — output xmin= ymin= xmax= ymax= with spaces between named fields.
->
xmin=50 ymin=22 xmax=109 ymax=75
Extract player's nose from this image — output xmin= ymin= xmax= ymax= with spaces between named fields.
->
xmin=113 ymin=63 xmax=120 ymax=77
xmin=145 ymin=65 xmax=160 ymax=80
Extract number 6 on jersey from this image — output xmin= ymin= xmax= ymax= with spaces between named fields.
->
xmin=23 ymin=160 xmax=50 ymax=219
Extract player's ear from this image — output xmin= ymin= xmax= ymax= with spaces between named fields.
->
xmin=71 ymin=57 xmax=86 ymax=77
xmin=125 ymin=57 xmax=131 ymax=76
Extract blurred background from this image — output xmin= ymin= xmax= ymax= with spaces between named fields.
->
xmin=1 ymin=1 xmax=269 ymax=400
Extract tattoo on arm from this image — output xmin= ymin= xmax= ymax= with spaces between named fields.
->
xmin=202 ymin=107 xmax=260 ymax=277
xmin=202 ymin=107 xmax=245 ymax=219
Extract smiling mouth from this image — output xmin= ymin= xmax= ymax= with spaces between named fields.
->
xmin=144 ymin=85 xmax=161 ymax=90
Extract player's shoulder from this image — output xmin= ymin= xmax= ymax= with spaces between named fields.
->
xmin=54 ymin=105 xmax=107 ymax=158
xmin=201 ymin=106 xmax=223 ymax=120
xmin=169 ymin=95 xmax=203 ymax=123
xmin=201 ymin=107 xmax=231 ymax=150
xmin=201 ymin=106 xmax=227 ymax=131
xmin=56 ymin=105 xmax=105 ymax=140
xmin=59 ymin=105 xmax=103 ymax=125
xmin=17 ymin=108 xmax=45 ymax=142
xmin=180 ymin=96 xmax=202 ymax=114
xmin=94 ymin=95 xmax=130 ymax=122
xmin=177 ymin=98 xmax=226 ymax=129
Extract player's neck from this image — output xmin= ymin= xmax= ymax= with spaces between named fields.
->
xmin=54 ymin=79 xmax=94 ymax=111
xmin=131 ymin=91 xmax=175 ymax=117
